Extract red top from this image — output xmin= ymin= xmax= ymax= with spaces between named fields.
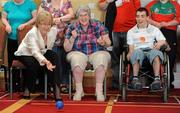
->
xmin=146 ymin=0 xmax=180 ymax=31
xmin=99 ymin=0 xmax=141 ymax=32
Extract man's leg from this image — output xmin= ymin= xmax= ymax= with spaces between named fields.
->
xmin=150 ymin=56 xmax=161 ymax=90
xmin=161 ymin=28 xmax=177 ymax=89
xmin=148 ymin=49 xmax=164 ymax=90
xmin=111 ymin=32 xmax=127 ymax=89
xmin=130 ymin=49 xmax=144 ymax=90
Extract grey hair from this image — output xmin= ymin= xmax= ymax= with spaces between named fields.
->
xmin=76 ymin=5 xmax=91 ymax=18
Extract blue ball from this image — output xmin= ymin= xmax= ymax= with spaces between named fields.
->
xmin=56 ymin=100 xmax=64 ymax=109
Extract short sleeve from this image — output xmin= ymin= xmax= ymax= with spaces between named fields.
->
xmin=29 ymin=0 xmax=37 ymax=12
xmin=66 ymin=0 xmax=73 ymax=9
xmin=154 ymin=27 xmax=166 ymax=41
xmin=127 ymin=30 xmax=133 ymax=45
xmin=3 ymin=2 xmax=10 ymax=13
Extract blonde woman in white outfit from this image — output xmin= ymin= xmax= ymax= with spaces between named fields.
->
xmin=15 ymin=11 xmax=62 ymax=101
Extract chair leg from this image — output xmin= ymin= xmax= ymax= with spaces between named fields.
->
xmin=69 ymin=71 xmax=72 ymax=100
xmin=10 ymin=67 xmax=13 ymax=99
xmin=104 ymin=77 xmax=106 ymax=100
xmin=44 ymin=73 xmax=47 ymax=99
xmin=1 ymin=66 xmax=8 ymax=92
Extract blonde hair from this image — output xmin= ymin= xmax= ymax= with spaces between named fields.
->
xmin=35 ymin=11 xmax=53 ymax=27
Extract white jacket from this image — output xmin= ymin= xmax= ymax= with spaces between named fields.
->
xmin=14 ymin=26 xmax=58 ymax=66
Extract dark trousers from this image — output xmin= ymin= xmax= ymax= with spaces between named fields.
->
xmin=111 ymin=32 xmax=127 ymax=88
xmin=160 ymin=28 xmax=177 ymax=84
xmin=53 ymin=46 xmax=70 ymax=85
xmin=7 ymin=38 xmax=21 ymax=91
xmin=17 ymin=50 xmax=61 ymax=92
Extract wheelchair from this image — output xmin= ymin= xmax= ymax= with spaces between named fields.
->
xmin=119 ymin=45 xmax=170 ymax=102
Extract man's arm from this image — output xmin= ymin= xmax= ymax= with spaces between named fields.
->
xmin=127 ymin=45 xmax=134 ymax=61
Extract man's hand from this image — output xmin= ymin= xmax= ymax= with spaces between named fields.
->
xmin=126 ymin=52 xmax=132 ymax=61
xmin=154 ymin=42 xmax=161 ymax=50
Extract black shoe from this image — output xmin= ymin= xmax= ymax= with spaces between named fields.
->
xmin=60 ymin=85 xmax=69 ymax=94
xmin=23 ymin=88 xmax=30 ymax=99
xmin=131 ymin=78 xmax=142 ymax=90
xmin=150 ymin=79 xmax=161 ymax=91
xmin=23 ymin=95 xmax=30 ymax=99
xmin=170 ymin=84 xmax=174 ymax=89
xmin=56 ymin=98 xmax=63 ymax=102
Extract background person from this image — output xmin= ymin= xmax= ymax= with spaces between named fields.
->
xmin=38 ymin=0 xmax=74 ymax=93
xmin=1 ymin=0 xmax=37 ymax=91
xmin=98 ymin=0 xmax=141 ymax=89
xmin=146 ymin=0 xmax=180 ymax=89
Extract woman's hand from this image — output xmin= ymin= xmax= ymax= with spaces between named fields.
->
xmin=5 ymin=25 xmax=12 ymax=34
xmin=71 ymin=29 xmax=78 ymax=38
xmin=97 ymin=37 xmax=106 ymax=46
xmin=53 ymin=18 xmax=63 ymax=25
xmin=18 ymin=24 xmax=27 ymax=30
xmin=46 ymin=61 xmax=56 ymax=71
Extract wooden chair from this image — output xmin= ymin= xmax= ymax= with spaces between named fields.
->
xmin=9 ymin=25 xmax=48 ymax=99
xmin=0 ymin=21 xmax=8 ymax=91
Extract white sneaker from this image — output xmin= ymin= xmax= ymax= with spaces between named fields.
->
xmin=96 ymin=93 xmax=105 ymax=102
xmin=73 ymin=91 xmax=84 ymax=101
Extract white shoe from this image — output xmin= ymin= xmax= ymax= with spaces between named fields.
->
xmin=73 ymin=91 xmax=84 ymax=101
xmin=96 ymin=93 xmax=105 ymax=102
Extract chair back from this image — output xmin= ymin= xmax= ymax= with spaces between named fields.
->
xmin=17 ymin=25 xmax=33 ymax=44
xmin=0 ymin=23 xmax=7 ymax=64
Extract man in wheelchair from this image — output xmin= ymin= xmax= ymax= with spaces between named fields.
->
xmin=126 ymin=7 xmax=167 ymax=91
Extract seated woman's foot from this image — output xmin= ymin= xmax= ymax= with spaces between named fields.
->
xmin=60 ymin=84 xmax=69 ymax=94
xmin=96 ymin=93 xmax=105 ymax=102
xmin=23 ymin=88 xmax=30 ymax=99
xmin=73 ymin=91 xmax=84 ymax=101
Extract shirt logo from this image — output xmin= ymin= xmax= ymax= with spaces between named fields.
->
xmin=140 ymin=37 xmax=146 ymax=43
xmin=154 ymin=8 xmax=159 ymax=13
xmin=167 ymin=8 xmax=172 ymax=13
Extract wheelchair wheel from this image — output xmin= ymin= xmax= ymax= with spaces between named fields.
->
xmin=119 ymin=53 xmax=127 ymax=101
xmin=162 ymin=53 xmax=170 ymax=102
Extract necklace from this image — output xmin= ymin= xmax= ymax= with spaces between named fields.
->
xmin=14 ymin=0 xmax=24 ymax=5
